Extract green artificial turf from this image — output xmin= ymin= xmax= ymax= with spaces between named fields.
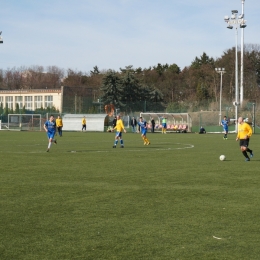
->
xmin=0 ymin=130 xmax=260 ymax=259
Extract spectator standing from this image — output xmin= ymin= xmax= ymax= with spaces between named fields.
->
xmin=151 ymin=118 xmax=155 ymax=133
xmin=112 ymin=116 xmax=117 ymax=128
xmin=130 ymin=117 xmax=137 ymax=133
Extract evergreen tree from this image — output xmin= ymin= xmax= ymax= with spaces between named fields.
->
xmin=4 ymin=104 xmax=9 ymax=115
xmin=191 ymin=52 xmax=215 ymax=68
xmin=0 ymin=102 xmax=3 ymax=115
xmin=167 ymin=64 xmax=181 ymax=74
xmin=120 ymin=71 xmax=141 ymax=113
xmin=100 ymin=70 xmax=124 ymax=109
xmin=90 ymin=66 xmax=100 ymax=75
xmin=15 ymin=103 xmax=20 ymax=113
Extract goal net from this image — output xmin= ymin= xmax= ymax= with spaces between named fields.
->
xmin=8 ymin=114 xmax=42 ymax=131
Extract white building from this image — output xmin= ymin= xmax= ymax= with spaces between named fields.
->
xmin=0 ymin=86 xmax=95 ymax=113
xmin=0 ymin=88 xmax=62 ymax=111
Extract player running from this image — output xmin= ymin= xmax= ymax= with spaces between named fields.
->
xmin=138 ymin=117 xmax=150 ymax=145
xmin=236 ymin=116 xmax=253 ymax=162
xmin=112 ymin=115 xmax=126 ymax=148
xmin=44 ymin=115 xmax=57 ymax=152
xmin=221 ymin=115 xmax=228 ymax=140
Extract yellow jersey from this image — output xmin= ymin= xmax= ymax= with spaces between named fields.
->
xmin=114 ymin=119 xmax=125 ymax=132
xmin=237 ymin=122 xmax=252 ymax=139
xmin=82 ymin=118 xmax=86 ymax=125
xmin=56 ymin=118 xmax=63 ymax=127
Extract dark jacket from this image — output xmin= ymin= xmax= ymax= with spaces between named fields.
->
xmin=130 ymin=118 xmax=137 ymax=127
xmin=112 ymin=118 xmax=117 ymax=127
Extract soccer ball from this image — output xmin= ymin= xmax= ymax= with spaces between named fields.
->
xmin=219 ymin=155 xmax=226 ymax=161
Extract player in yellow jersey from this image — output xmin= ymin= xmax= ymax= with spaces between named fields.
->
xmin=56 ymin=115 xmax=63 ymax=137
xmin=113 ymin=115 xmax=126 ymax=148
xmin=236 ymin=117 xmax=253 ymax=161
xmin=82 ymin=116 xmax=86 ymax=131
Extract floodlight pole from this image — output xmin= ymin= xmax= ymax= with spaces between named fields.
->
xmin=235 ymin=25 xmax=239 ymax=133
xmin=215 ymin=68 xmax=226 ymax=125
xmin=224 ymin=10 xmax=246 ymax=133
xmin=240 ymin=0 xmax=245 ymax=106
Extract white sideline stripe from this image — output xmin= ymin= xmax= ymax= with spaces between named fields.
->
xmin=88 ymin=143 xmax=194 ymax=153
xmin=0 ymin=143 xmax=195 ymax=153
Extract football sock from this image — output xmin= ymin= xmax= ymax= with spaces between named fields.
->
xmin=120 ymin=139 xmax=124 ymax=145
xmin=247 ymin=148 xmax=252 ymax=153
xmin=242 ymin=151 xmax=249 ymax=158
xmin=48 ymin=142 xmax=52 ymax=149
xmin=114 ymin=140 xmax=118 ymax=145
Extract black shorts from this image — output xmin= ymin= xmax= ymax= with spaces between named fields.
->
xmin=239 ymin=139 xmax=250 ymax=148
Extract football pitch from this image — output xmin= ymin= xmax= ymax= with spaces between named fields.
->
xmin=1 ymin=131 xmax=260 ymax=259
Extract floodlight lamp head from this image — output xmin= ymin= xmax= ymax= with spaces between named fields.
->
xmin=231 ymin=14 xmax=236 ymax=20
xmin=232 ymin=10 xmax=238 ymax=14
xmin=224 ymin=16 xmax=229 ymax=22
xmin=238 ymin=14 xmax=244 ymax=19
xmin=227 ymin=25 xmax=233 ymax=29
xmin=240 ymin=24 xmax=247 ymax=28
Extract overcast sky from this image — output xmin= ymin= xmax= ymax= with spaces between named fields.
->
xmin=0 ymin=0 xmax=259 ymax=74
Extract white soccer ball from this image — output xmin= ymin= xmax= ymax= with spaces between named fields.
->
xmin=219 ymin=155 xmax=226 ymax=161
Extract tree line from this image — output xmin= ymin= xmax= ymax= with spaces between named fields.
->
xmin=0 ymin=44 xmax=260 ymax=112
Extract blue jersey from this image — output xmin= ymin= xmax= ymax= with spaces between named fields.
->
xmin=138 ymin=120 xmax=147 ymax=135
xmin=221 ymin=119 xmax=228 ymax=130
xmin=45 ymin=120 xmax=56 ymax=133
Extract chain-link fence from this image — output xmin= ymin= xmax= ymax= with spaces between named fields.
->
xmin=1 ymin=98 xmax=260 ymax=133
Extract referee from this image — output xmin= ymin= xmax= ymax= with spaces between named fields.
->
xmin=236 ymin=117 xmax=253 ymax=162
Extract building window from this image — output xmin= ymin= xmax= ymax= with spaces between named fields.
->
xmin=15 ymin=96 xmax=23 ymax=109
xmin=44 ymin=96 xmax=53 ymax=108
xmin=0 ymin=96 xmax=3 ymax=106
xmin=25 ymin=96 xmax=33 ymax=110
xmin=34 ymin=96 xmax=43 ymax=109
xmin=6 ymin=96 xmax=13 ymax=109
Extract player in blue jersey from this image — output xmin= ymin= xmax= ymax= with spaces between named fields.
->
xmin=221 ymin=115 xmax=228 ymax=140
xmin=138 ymin=117 xmax=150 ymax=145
xmin=43 ymin=115 xmax=57 ymax=152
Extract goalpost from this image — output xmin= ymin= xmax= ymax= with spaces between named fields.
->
xmin=8 ymin=114 xmax=42 ymax=131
